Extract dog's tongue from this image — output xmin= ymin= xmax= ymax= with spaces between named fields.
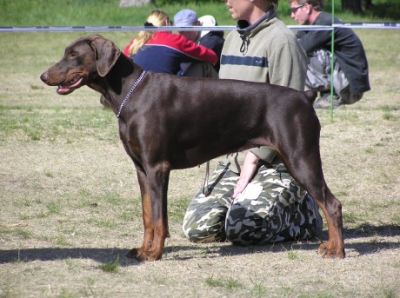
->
xmin=57 ymin=86 xmax=71 ymax=94
xmin=57 ymin=78 xmax=83 ymax=94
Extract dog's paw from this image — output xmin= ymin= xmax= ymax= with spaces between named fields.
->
xmin=126 ymin=248 xmax=162 ymax=262
xmin=318 ymin=242 xmax=345 ymax=258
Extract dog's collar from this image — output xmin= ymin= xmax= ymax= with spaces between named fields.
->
xmin=117 ymin=71 xmax=147 ymax=118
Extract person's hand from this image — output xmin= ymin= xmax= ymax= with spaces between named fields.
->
xmin=233 ymin=177 xmax=248 ymax=199
xmin=232 ymin=151 xmax=259 ymax=201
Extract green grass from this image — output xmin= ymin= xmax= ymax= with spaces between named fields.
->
xmin=205 ymin=276 xmax=243 ymax=290
xmin=0 ymin=105 xmax=117 ymax=143
xmin=46 ymin=201 xmax=62 ymax=214
xmin=98 ymin=256 xmax=120 ymax=273
xmin=383 ymin=288 xmax=398 ymax=298
xmin=343 ymin=211 xmax=361 ymax=224
xmin=0 ymin=226 xmax=33 ymax=240
xmin=59 ymin=288 xmax=78 ymax=298
xmin=287 ymin=250 xmax=301 ymax=260
xmin=169 ymin=197 xmax=189 ymax=222
xmin=0 ymin=1 xmax=233 ymax=26
xmin=1 ymin=0 xmax=399 ymax=28
xmin=250 ymin=282 xmax=268 ymax=297
xmin=94 ymin=218 xmax=118 ymax=229
xmin=55 ymin=235 xmax=73 ymax=246
xmin=0 ymin=2 xmax=399 ymax=298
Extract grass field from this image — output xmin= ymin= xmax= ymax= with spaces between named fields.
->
xmin=2 ymin=0 xmax=400 ymax=27
xmin=1 ymin=2 xmax=400 ymax=297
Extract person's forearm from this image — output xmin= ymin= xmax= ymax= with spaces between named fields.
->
xmin=233 ymin=151 xmax=259 ymax=199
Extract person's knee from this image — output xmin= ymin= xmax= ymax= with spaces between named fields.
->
xmin=225 ymin=227 xmax=242 ymax=244
xmin=183 ymin=226 xmax=204 ymax=243
xmin=224 ymin=207 xmax=258 ymax=245
xmin=340 ymin=86 xmax=363 ymax=104
xmin=340 ymin=89 xmax=363 ymax=104
xmin=182 ymin=213 xmax=199 ymax=241
xmin=182 ymin=212 xmax=226 ymax=243
xmin=183 ymin=224 xmax=226 ymax=243
xmin=224 ymin=221 xmax=262 ymax=245
xmin=184 ymin=229 xmax=215 ymax=243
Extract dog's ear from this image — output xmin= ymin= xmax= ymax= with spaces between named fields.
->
xmin=90 ymin=36 xmax=121 ymax=77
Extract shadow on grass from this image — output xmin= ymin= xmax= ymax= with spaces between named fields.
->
xmin=1 ymin=224 xmax=398 ymax=265
xmin=170 ymin=223 xmax=400 ymax=260
xmin=343 ymin=223 xmax=400 ymax=238
xmin=0 ymin=247 xmax=139 ymax=266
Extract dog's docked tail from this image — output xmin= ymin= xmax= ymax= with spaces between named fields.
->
xmin=304 ymin=89 xmax=318 ymax=105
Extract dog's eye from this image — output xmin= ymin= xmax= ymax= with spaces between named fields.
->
xmin=67 ymin=51 xmax=78 ymax=59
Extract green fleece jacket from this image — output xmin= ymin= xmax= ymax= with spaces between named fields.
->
xmin=219 ymin=11 xmax=307 ymax=172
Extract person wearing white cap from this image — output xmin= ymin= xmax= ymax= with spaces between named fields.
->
xmin=173 ymin=9 xmax=219 ymax=78
xmin=198 ymin=15 xmax=224 ymax=72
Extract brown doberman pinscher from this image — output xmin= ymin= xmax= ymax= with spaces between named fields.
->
xmin=40 ymin=35 xmax=345 ymax=261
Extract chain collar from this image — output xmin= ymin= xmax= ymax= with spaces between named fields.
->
xmin=117 ymin=71 xmax=147 ymax=118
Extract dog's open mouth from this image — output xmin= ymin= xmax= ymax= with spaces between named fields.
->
xmin=57 ymin=76 xmax=83 ymax=95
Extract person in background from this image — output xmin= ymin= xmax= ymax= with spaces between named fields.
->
xmin=100 ymin=9 xmax=217 ymax=108
xmin=198 ymin=15 xmax=225 ymax=72
xmin=122 ymin=9 xmax=171 ymax=57
xmin=125 ymin=9 xmax=217 ymax=75
xmin=173 ymin=9 xmax=220 ymax=78
xmin=182 ymin=0 xmax=322 ymax=246
xmin=174 ymin=9 xmax=201 ymax=43
xmin=290 ymin=0 xmax=370 ymax=108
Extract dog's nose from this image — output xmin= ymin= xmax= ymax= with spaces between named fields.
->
xmin=40 ymin=71 xmax=48 ymax=83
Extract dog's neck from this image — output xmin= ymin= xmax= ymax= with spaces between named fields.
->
xmin=90 ymin=54 xmax=144 ymax=115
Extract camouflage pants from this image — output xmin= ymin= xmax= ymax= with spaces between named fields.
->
xmin=182 ymin=162 xmax=323 ymax=245
xmin=306 ymin=49 xmax=363 ymax=104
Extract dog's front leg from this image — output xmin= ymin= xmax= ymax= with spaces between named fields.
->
xmin=128 ymin=163 xmax=170 ymax=261
xmin=127 ymin=166 xmax=155 ymax=261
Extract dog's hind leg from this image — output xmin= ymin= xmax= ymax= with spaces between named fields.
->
xmin=314 ymin=185 xmax=345 ymax=258
xmin=279 ymin=143 xmax=345 ymax=258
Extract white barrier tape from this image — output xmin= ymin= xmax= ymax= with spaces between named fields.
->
xmin=0 ymin=25 xmax=234 ymax=33
xmin=335 ymin=23 xmax=400 ymax=29
xmin=0 ymin=23 xmax=399 ymax=33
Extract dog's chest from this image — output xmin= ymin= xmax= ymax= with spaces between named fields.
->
xmin=118 ymin=121 xmax=142 ymax=162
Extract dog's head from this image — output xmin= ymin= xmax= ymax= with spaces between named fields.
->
xmin=40 ymin=35 xmax=121 ymax=95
